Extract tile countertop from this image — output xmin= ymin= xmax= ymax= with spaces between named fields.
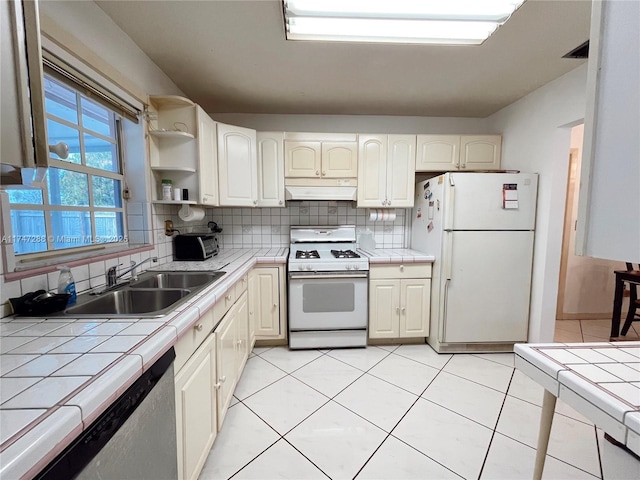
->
xmin=514 ymin=342 xmax=640 ymax=455
xmin=358 ymin=248 xmax=435 ymax=264
xmin=0 ymin=247 xmax=287 ymax=480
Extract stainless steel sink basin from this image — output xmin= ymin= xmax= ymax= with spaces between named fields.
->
xmin=129 ymin=271 xmax=225 ymax=289
xmin=65 ymin=289 xmax=191 ymax=316
xmin=53 ymin=269 xmax=227 ymax=318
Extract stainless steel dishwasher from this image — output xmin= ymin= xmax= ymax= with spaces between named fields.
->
xmin=35 ymin=348 xmax=177 ymax=480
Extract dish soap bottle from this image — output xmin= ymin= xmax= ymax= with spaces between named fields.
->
xmin=57 ymin=266 xmax=77 ymax=306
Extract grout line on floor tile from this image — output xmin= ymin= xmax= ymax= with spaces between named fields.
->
xmin=477 ymin=368 xmax=515 ymax=479
xmin=593 ymin=424 xmax=605 ymax=479
xmin=279 ymin=437 xmax=333 ymax=479
xmin=226 ymin=437 xmax=281 ymax=480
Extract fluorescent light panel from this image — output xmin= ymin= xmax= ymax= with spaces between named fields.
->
xmin=284 ymin=0 xmax=525 ymax=45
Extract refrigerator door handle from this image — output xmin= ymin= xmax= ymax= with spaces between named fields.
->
xmin=442 ymin=278 xmax=451 ymax=340
xmin=443 ymin=231 xmax=453 ymax=280
xmin=443 ymin=176 xmax=455 ymax=231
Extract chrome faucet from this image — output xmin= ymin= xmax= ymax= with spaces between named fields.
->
xmin=106 ymin=257 xmax=158 ymax=288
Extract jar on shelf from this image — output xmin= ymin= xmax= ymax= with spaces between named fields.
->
xmin=161 ymin=179 xmax=172 ymax=200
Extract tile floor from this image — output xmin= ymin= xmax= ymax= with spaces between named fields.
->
xmin=555 ymin=318 xmax=640 ymax=343
xmin=199 ymin=344 xmax=640 ymax=480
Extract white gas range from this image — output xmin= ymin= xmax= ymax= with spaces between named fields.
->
xmin=288 ymin=225 xmax=369 ymax=349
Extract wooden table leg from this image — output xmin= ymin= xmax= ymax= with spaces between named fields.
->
xmin=610 ymin=274 xmax=624 ymax=339
xmin=533 ymin=390 xmax=557 ymax=480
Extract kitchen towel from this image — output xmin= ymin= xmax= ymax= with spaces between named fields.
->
xmin=178 ymin=206 xmax=205 ymax=222
xmin=368 ymin=209 xmax=396 ymax=222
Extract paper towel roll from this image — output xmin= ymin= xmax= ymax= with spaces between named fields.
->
xmin=178 ymin=205 xmax=205 ymax=222
xmin=369 ymin=209 xmax=396 ymax=222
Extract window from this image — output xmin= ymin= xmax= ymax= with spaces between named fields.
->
xmin=7 ymin=73 xmax=126 ymax=255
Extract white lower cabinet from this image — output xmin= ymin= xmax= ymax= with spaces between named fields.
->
xmin=174 ymin=332 xmax=217 ymax=480
xmin=249 ymin=266 xmax=286 ymax=340
xmin=368 ymin=264 xmax=431 ymax=339
xmin=215 ymin=290 xmax=249 ymax=430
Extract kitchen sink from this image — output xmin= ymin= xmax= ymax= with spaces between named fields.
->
xmin=65 ymin=288 xmax=191 ymax=316
xmin=129 ymin=271 xmax=225 ymax=289
xmin=60 ymin=270 xmax=227 ymax=318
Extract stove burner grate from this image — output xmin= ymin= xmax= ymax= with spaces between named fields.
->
xmin=295 ymin=250 xmax=320 ymax=259
xmin=330 ymin=249 xmax=360 ymax=259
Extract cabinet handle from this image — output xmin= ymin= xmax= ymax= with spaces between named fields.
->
xmin=322 ymin=171 xmax=326 ymax=176
xmin=237 ymin=340 xmax=242 ymax=346
xmin=401 ymin=307 xmax=406 ymax=314
xmin=387 ymin=200 xmax=391 ymax=206
xmin=461 ymin=164 xmax=466 ymax=169
xmin=226 ymin=294 xmax=232 ymax=301
xmin=279 ymin=200 xmax=283 ymax=205
xmin=253 ymin=200 xmax=257 ymax=205
xmin=194 ymin=324 xmax=203 ymax=332
xmin=214 ymin=382 xmax=221 ymax=389
xmin=396 ymin=307 xmax=400 ymax=314
xmin=220 ymin=376 xmax=226 ymax=383
xmin=400 ymin=265 xmax=404 ymax=271
xmin=273 ymin=303 xmax=277 ymax=309
xmin=315 ymin=170 xmax=320 ymax=176
xmin=381 ymin=200 xmax=386 ymax=206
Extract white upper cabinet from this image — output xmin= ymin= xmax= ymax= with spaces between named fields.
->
xmin=460 ymin=135 xmax=502 ymax=170
xmin=321 ymin=142 xmax=358 ymax=177
xmin=284 ymin=141 xmax=321 ymax=177
xmin=415 ymin=135 xmax=460 ymax=171
xmin=387 ymin=135 xmax=416 ymax=207
xmin=284 ymin=133 xmax=357 ymax=178
xmin=416 ymin=135 xmax=501 ymax=171
xmin=256 ymin=132 xmax=285 ymax=207
xmin=357 ymin=134 xmax=415 ymax=208
xmin=196 ymin=107 xmax=219 ymax=206
xmin=1 ymin=0 xmax=48 ymax=177
xmin=217 ymin=122 xmax=258 ymax=206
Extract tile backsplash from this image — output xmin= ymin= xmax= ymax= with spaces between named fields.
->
xmin=1 ymin=201 xmax=408 ymax=318
xmin=164 ymin=201 xmax=409 ymax=249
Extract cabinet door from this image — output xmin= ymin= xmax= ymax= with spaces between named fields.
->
xmin=399 ymin=279 xmax=430 ymax=338
xmin=387 ymin=135 xmax=416 ymax=207
xmin=196 ymin=107 xmax=219 ymax=206
xmin=1 ymin=0 xmax=48 ymax=171
xmin=284 ymin=141 xmax=321 ymax=177
xmin=460 ymin=135 xmax=501 ymax=170
xmin=321 ymin=142 xmax=358 ymax=177
xmin=215 ymin=308 xmax=237 ymax=430
xmin=357 ymin=135 xmax=387 ymax=207
xmin=175 ymin=333 xmax=216 ymax=480
xmin=369 ymin=279 xmax=400 ymax=338
xmin=257 ymin=132 xmax=285 ymax=207
xmin=250 ymin=267 xmax=281 ymax=338
xmin=415 ymin=135 xmax=460 ymax=171
xmin=235 ymin=291 xmax=249 ymax=377
xmin=217 ymin=122 xmax=257 ymax=206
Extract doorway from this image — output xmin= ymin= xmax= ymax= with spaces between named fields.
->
xmin=555 ymin=124 xmax=630 ymax=342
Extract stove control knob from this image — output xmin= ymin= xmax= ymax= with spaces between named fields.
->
xmin=345 ymin=264 xmax=352 ymax=270
xmin=306 ymin=264 xmax=312 ymax=271
xmin=353 ymin=264 xmax=359 ymax=270
xmin=298 ymin=265 xmax=304 ymax=271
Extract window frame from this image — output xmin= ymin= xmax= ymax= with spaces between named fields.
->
xmin=7 ymin=71 xmax=129 ymax=257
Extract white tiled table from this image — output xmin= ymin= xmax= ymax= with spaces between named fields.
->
xmin=515 ymin=342 xmax=640 ymax=479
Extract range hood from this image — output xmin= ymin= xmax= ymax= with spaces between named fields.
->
xmin=285 ymin=185 xmax=357 ymax=201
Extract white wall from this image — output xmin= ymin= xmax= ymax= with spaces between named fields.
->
xmin=39 ymin=0 xmax=183 ymax=100
xmin=212 ymin=113 xmax=490 ymax=134
xmin=486 ymin=64 xmax=588 ymax=342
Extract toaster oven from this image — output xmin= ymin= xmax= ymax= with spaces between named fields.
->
xmin=173 ymin=233 xmax=219 ymax=261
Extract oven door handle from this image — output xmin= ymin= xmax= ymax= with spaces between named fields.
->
xmin=289 ymin=273 xmax=369 ymax=280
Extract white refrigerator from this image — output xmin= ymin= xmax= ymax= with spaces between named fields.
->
xmin=411 ymin=172 xmax=538 ymax=352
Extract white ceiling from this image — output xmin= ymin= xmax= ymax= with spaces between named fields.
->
xmin=95 ymin=0 xmax=591 ymax=118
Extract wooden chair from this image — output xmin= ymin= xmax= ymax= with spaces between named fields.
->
xmin=621 ymin=263 xmax=640 ymax=336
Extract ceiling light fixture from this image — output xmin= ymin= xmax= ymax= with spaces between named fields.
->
xmin=283 ymin=0 xmax=526 ymax=45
